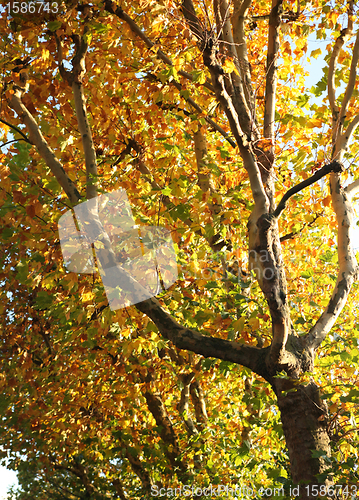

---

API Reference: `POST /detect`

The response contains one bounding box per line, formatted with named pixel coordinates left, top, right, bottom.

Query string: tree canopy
left=1, top=0, right=359, bottom=499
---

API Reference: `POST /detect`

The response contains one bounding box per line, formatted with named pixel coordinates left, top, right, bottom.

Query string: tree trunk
left=275, top=380, right=332, bottom=500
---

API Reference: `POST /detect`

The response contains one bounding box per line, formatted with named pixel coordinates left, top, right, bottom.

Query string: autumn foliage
left=0, top=0, right=359, bottom=499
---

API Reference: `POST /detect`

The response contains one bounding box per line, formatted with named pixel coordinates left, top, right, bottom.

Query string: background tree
left=1, top=0, right=359, bottom=499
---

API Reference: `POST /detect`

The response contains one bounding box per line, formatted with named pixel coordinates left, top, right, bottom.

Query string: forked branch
left=213, top=0, right=251, bottom=121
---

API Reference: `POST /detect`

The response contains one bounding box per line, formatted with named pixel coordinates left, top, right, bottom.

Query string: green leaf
left=15, top=261, right=29, bottom=283
left=340, top=351, right=351, bottom=362
left=92, top=23, right=109, bottom=34
left=1, top=227, right=14, bottom=240
left=161, top=187, right=172, bottom=196
left=180, top=89, right=190, bottom=99
left=227, top=330, right=236, bottom=341
left=34, top=291, right=54, bottom=310
left=83, top=32, right=92, bottom=45
left=301, top=270, right=313, bottom=279
left=191, top=70, right=206, bottom=84
left=47, top=21, right=62, bottom=31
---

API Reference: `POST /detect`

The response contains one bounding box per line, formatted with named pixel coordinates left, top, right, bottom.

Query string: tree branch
left=58, top=30, right=98, bottom=200
left=327, top=1, right=354, bottom=127
left=190, top=379, right=208, bottom=430
left=213, top=0, right=254, bottom=127
left=181, top=0, right=205, bottom=41
left=144, top=385, right=191, bottom=479
left=339, top=113, right=359, bottom=155
left=136, top=297, right=270, bottom=379
left=123, top=448, right=154, bottom=491
left=193, top=124, right=215, bottom=193
left=259, top=0, right=282, bottom=207
left=279, top=213, right=321, bottom=242
left=273, top=161, right=344, bottom=218
left=8, top=88, right=82, bottom=205
left=54, top=462, right=105, bottom=499
left=308, top=3, right=359, bottom=352
left=0, top=138, right=29, bottom=148
left=46, top=477, right=83, bottom=499
left=177, top=372, right=198, bottom=436
left=264, top=0, right=283, bottom=141
left=345, top=177, right=359, bottom=198
left=306, top=266, right=359, bottom=352
left=336, top=29, right=359, bottom=139
left=72, top=35, right=98, bottom=200
left=112, top=478, right=128, bottom=500
left=232, top=0, right=257, bottom=125
left=305, top=169, right=359, bottom=351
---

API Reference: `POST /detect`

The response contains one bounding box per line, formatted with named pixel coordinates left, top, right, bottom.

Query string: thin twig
left=0, top=117, right=32, bottom=143
left=0, top=138, right=29, bottom=148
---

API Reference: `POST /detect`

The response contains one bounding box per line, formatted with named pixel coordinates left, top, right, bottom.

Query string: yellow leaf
left=315, top=216, right=326, bottom=225
left=189, top=260, right=200, bottom=275
left=42, top=49, right=50, bottom=61
left=308, top=119, right=323, bottom=129
left=310, top=48, right=322, bottom=59
left=223, top=58, right=239, bottom=75
left=248, top=317, right=260, bottom=330
left=121, top=328, right=131, bottom=338
left=339, top=442, right=356, bottom=455
left=81, top=291, right=94, bottom=302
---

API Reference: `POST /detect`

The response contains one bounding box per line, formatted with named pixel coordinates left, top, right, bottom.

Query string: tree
left=0, top=0, right=359, bottom=498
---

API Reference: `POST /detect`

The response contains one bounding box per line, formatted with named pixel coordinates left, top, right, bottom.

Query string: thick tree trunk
left=275, top=380, right=332, bottom=500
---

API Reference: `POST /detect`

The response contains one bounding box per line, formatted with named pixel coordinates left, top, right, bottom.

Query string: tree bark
left=274, top=380, right=332, bottom=500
